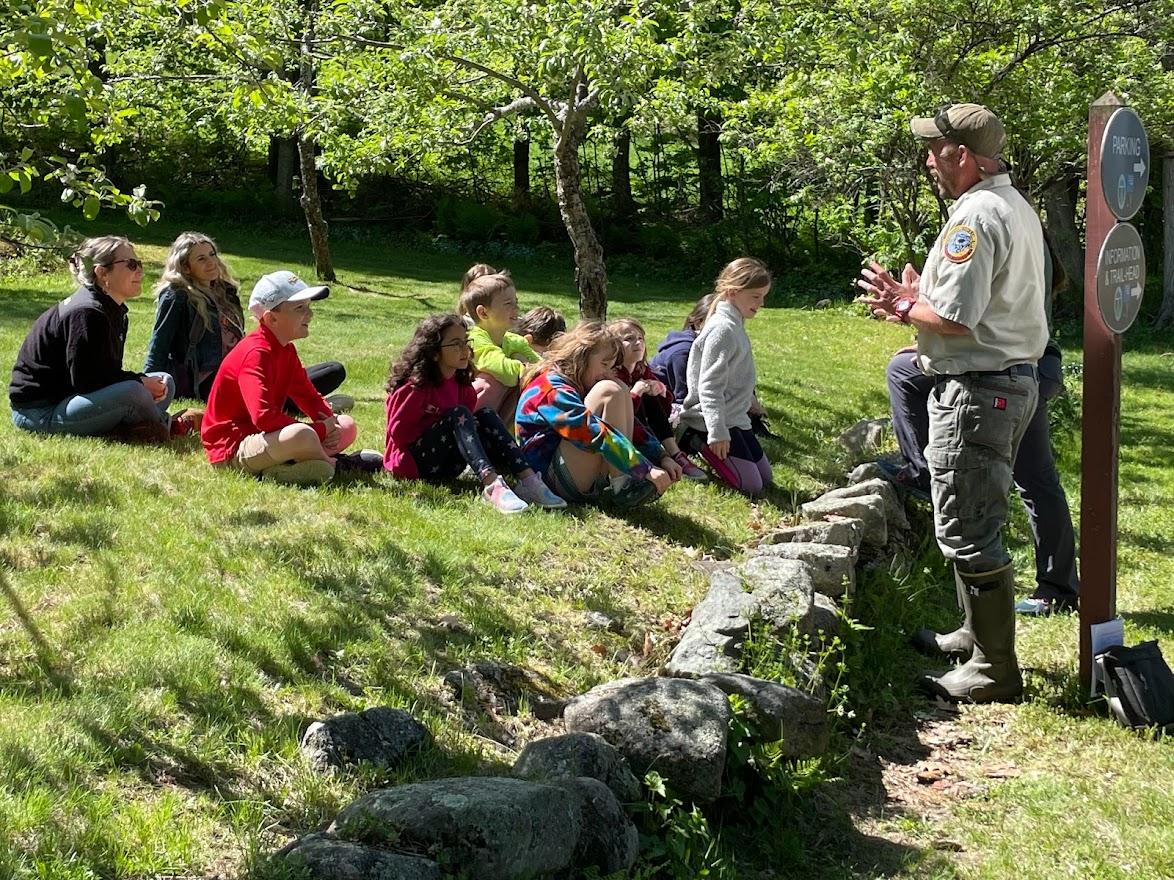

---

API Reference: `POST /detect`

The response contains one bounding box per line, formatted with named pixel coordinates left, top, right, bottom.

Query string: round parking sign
left=1099, top=108, right=1150, bottom=221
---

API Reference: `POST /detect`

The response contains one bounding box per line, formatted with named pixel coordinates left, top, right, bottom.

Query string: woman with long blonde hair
left=144, top=232, right=347, bottom=406
left=514, top=322, right=680, bottom=508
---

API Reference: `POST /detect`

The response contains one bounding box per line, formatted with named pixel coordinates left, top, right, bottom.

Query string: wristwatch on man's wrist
left=895, top=298, right=915, bottom=323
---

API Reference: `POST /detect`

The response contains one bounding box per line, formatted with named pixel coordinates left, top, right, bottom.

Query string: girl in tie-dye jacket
left=515, top=322, right=680, bottom=507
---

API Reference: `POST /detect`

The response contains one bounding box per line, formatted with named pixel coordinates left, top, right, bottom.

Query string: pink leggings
left=683, top=426, right=772, bottom=496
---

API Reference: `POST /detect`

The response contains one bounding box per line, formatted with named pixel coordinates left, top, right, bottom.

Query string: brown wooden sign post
left=1079, top=93, right=1149, bottom=687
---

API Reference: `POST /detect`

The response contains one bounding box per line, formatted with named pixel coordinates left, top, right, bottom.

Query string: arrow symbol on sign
left=1134, top=159, right=1146, bottom=174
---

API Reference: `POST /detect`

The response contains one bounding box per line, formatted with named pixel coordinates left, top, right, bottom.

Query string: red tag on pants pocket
left=993, top=396, right=1007, bottom=410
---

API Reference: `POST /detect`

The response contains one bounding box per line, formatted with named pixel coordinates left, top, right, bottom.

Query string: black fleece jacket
left=8, top=285, right=142, bottom=408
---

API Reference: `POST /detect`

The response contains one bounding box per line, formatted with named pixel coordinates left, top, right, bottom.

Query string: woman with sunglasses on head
left=8, top=235, right=176, bottom=442
left=144, top=231, right=348, bottom=409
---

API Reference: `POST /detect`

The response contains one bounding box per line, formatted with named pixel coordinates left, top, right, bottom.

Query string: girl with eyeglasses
left=8, top=235, right=176, bottom=442
left=144, top=231, right=348, bottom=409
left=383, top=314, right=565, bottom=513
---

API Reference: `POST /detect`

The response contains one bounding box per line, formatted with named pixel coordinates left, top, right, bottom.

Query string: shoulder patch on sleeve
left=943, top=224, right=978, bottom=263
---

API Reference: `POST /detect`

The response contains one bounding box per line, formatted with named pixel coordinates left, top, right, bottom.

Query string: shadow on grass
left=1120, top=607, right=1174, bottom=638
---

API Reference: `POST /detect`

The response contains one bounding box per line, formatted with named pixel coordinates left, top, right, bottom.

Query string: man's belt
left=934, top=363, right=1038, bottom=385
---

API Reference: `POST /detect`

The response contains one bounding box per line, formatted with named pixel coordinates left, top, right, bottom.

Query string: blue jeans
left=11, top=374, right=175, bottom=437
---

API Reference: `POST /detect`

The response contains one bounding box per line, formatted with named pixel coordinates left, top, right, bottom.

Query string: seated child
left=679, top=258, right=774, bottom=496
left=201, top=270, right=357, bottom=485
left=384, top=314, right=566, bottom=513
left=517, top=306, right=567, bottom=353
left=649, top=294, right=713, bottom=405
left=457, top=270, right=538, bottom=421
left=515, top=322, right=680, bottom=508
left=609, top=317, right=707, bottom=482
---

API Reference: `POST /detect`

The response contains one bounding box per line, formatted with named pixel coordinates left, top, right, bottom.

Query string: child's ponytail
left=709, top=257, right=772, bottom=315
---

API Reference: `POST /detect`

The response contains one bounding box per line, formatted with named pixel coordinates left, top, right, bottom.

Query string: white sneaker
left=513, top=474, right=568, bottom=509
left=261, top=459, right=335, bottom=486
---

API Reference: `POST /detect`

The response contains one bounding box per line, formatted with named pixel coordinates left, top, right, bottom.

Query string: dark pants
left=409, top=406, right=529, bottom=483
left=199, top=361, right=346, bottom=413
left=681, top=425, right=771, bottom=496
left=636, top=393, right=674, bottom=442
left=885, top=349, right=1079, bottom=600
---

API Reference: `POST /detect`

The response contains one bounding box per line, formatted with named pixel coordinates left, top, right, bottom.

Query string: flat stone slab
left=278, top=834, right=441, bottom=880
left=699, top=673, right=829, bottom=758
left=563, top=677, right=730, bottom=802
left=664, top=569, right=755, bottom=678
left=513, top=731, right=642, bottom=804
left=300, top=707, right=430, bottom=772
left=818, top=478, right=909, bottom=531
left=801, top=494, right=888, bottom=550
left=762, top=516, right=864, bottom=554
left=753, top=541, right=856, bottom=599
left=331, top=777, right=580, bottom=880
left=735, top=556, right=817, bottom=639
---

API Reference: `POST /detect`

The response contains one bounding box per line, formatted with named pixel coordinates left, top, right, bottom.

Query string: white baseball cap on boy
left=248, top=270, right=330, bottom=319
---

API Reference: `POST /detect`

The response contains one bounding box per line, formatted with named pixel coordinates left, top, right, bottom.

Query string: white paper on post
left=1090, top=617, right=1126, bottom=696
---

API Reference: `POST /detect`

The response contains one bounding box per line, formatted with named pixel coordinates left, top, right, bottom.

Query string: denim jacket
left=144, top=282, right=241, bottom=398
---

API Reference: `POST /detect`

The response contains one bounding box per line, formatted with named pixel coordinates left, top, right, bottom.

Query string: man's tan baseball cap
left=910, top=103, right=1006, bottom=158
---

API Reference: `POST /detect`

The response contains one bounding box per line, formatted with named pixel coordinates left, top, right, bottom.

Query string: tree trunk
left=1042, top=175, right=1084, bottom=298
left=554, top=118, right=608, bottom=320
left=271, top=136, right=298, bottom=212
left=512, top=136, right=530, bottom=207
left=297, top=136, right=335, bottom=281
left=298, top=0, right=335, bottom=282
left=697, top=109, right=723, bottom=221
left=611, top=125, right=634, bottom=219
left=297, top=0, right=334, bottom=281
left=1158, top=153, right=1174, bottom=328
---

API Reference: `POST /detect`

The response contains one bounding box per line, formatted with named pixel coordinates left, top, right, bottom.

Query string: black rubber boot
left=910, top=564, right=1011, bottom=660
left=921, top=566, right=1023, bottom=703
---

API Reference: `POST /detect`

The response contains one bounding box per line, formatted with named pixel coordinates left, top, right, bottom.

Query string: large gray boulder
left=817, top=478, right=909, bottom=532
left=664, top=569, right=755, bottom=678
left=762, top=517, right=865, bottom=555
left=552, top=778, right=639, bottom=876
left=330, top=777, right=580, bottom=880
left=700, top=673, right=830, bottom=758
left=300, top=708, right=430, bottom=772
left=563, top=677, right=730, bottom=802
left=513, top=731, right=642, bottom=804
left=800, top=494, right=888, bottom=550
left=753, top=541, right=856, bottom=598
left=278, top=834, right=441, bottom=880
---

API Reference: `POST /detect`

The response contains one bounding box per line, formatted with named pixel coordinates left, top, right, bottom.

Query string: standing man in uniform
left=857, top=103, right=1048, bottom=702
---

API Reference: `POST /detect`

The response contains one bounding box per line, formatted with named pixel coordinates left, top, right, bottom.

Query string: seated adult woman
left=8, top=235, right=175, bottom=442
left=144, top=231, right=349, bottom=409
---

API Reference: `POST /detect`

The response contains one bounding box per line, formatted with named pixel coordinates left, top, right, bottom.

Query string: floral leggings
left=409, top=406, right=529, bottom=483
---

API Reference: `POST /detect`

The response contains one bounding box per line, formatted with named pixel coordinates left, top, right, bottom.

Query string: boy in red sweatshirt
left=201, top=270, right=358, bottom=485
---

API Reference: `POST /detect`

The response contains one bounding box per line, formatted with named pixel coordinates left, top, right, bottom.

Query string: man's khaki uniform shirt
left=917, top=173, right=1048, bottom=375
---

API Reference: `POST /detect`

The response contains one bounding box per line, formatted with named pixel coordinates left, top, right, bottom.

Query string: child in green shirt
left=457, top=269, right=539, bottom=424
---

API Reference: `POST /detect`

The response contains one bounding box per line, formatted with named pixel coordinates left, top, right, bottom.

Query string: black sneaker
left=333, top=450, right=384, bottom=475
left=605, top=477, right=659, bottom=510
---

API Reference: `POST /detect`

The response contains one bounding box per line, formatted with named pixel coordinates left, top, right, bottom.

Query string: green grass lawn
left=0, top=218, right=1171, bottom=879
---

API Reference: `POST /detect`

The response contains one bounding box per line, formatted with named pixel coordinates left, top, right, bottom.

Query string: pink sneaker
left=482, top=476, right=529, bottom=514
left=673, top=451, right=708, bottom=482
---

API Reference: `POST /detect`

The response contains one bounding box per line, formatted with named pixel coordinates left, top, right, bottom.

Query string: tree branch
left=468, top=96, right=538, bottom=141
left=338, top=35, right=561, bottom=128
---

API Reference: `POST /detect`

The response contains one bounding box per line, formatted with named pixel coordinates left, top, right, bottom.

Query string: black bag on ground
left=1095, top=641, right=1174, bottom=731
